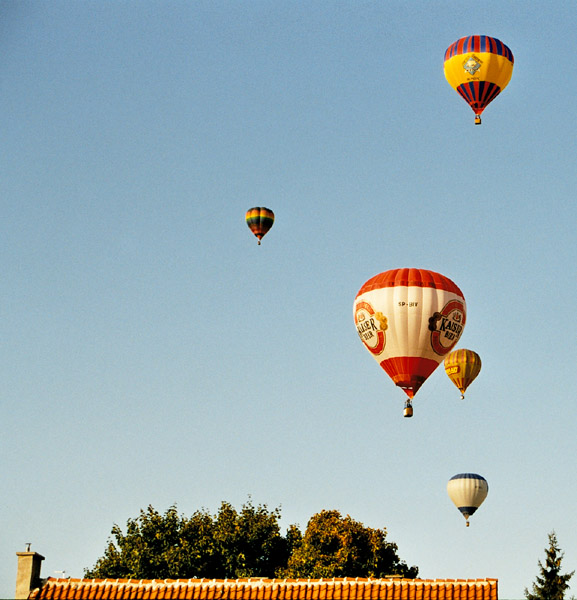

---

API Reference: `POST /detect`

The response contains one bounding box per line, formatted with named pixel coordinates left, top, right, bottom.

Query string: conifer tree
left=525, top=531, right=574, bottom=600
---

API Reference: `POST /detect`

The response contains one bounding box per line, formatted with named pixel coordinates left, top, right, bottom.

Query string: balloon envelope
left=444, top=348, right=482, bottom=398
left=444, top=35, right=514, bottom=122
left=447, top=473, right=488, bottom=525
left=353, top=268, right=466, bottom=403
left=246, top=207, right=274, bottom=244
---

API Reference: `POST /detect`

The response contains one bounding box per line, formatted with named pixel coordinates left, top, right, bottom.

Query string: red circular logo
left=354, top=301, right=386, bottom=356
left=428, top=299, right=466, bottom=355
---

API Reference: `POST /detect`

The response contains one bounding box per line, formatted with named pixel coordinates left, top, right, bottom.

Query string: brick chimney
left=15, top=547, right=45, bottom=599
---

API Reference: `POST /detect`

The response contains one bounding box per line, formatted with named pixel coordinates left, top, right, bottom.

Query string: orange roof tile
left=29, top=577, right=498, bottom=600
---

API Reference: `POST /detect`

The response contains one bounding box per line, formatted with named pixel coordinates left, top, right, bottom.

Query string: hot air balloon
left=444, top=35, right=514, bottom=124
left=444, top=348, right=482, bottom=399
left=353, top=268, right=466, bottom=417
left=447, top=473, right=488, bottom=526
left=246, top=207, right=274, bottom=245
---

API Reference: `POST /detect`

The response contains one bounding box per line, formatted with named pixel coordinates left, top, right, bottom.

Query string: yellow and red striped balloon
left=245, top=207, right=274, bottom=245
left=444, top=348, right=482, bottom=399
left=444, top=35, right=514, bottom=124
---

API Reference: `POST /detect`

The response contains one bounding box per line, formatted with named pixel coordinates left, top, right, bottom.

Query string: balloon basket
left=474, top=115, right=481, bottom=125
left=403, top=400, right=413, bottom=418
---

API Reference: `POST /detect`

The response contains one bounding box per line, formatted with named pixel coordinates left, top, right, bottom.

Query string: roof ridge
left=31, top=577, right=498, bottom=599
left=42, top=576, right=497, bottom=583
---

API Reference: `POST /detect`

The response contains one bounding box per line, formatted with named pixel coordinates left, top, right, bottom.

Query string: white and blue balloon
left=447, top=473, right=488, bottom=526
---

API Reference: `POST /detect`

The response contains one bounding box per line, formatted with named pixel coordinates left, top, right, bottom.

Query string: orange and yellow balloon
left=444, top=35, right=514, bottom=124
left=444, top=348, right=482, bottom=399
left=246, top=207, right=274, bottom=245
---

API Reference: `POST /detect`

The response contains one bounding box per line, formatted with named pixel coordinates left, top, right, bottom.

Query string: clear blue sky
left=1, top=2, right=576, bottom=598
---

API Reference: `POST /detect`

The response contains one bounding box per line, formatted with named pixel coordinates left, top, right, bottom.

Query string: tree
left=210, top=500, right=291, bottom=578
left=85, top=502, right=419, bottom=580
left=85, top=500, right=292, bottom=579
left=281, top=509, right=418, bottom=579
left=525, top=531, right=574, bottom=600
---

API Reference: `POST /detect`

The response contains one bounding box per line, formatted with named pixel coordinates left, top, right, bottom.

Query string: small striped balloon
left=444, top=348, right=482, bottom=399
left=246, top=207, right=274, bottom=245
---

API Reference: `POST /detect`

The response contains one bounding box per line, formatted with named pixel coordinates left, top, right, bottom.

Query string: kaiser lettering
left=430, top=299, right=466, bottom=355
left=439, top=318, right=463, bottom=336
left=354, top=300, right=386, bottom=356
left=357, top=318, right=378, bottom=341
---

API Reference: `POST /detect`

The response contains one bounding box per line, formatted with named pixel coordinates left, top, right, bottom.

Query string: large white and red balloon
left=353, top=268, right=466, bottom=416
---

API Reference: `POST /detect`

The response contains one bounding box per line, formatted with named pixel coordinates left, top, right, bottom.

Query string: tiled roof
left=30, top=577, right=498, bottom=599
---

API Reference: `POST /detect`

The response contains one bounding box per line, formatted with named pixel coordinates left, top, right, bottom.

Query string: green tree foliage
left=525, top=531, right=574, bottom=600
left=85, top=500, right=291, bottom=579
left=85, top=503, right=418, bottom=580
left=282, top=509, right=418, bottom=579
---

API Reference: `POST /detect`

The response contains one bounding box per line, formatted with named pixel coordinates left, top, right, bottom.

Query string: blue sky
left=1, top=2, right=576, bottom=598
